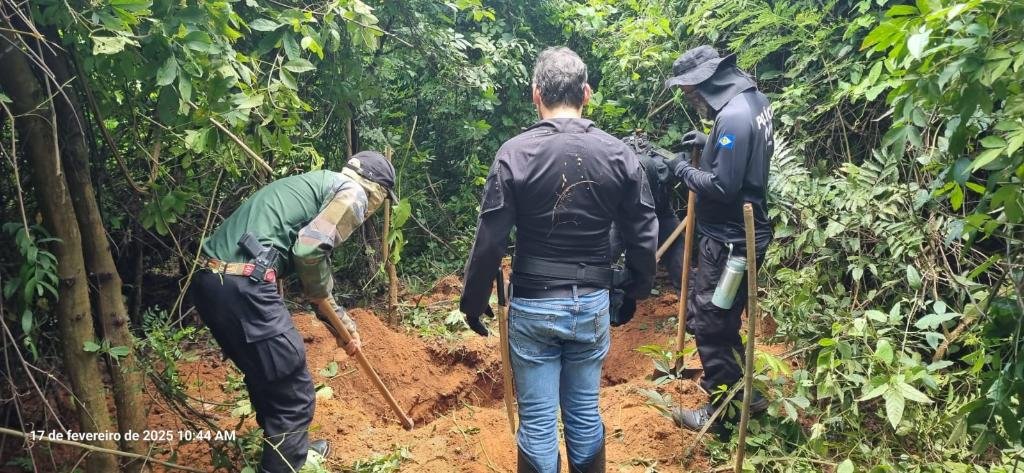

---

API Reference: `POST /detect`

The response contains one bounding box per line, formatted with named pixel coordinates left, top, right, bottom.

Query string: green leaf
left=249, top=18, right=281, bottom=31
left=907, top=29, right=930, bottom=59
left=927, top=360, right=953, bottom=371
left=949, top=184, right=965, bottom=210
left=897, top=381, right=932, bottom=404
left=886, top=5, right=918, bottom=16
left=283, top=59, right=316, bottom=73
left=980, top=136, right=1006, bottom=148
left=21, top=309, right=32, bottom=334
left=883, top=388, right=905, bottom=429
left=319, top=361, right=339, bottom=378
left=914, top=311, right=959, bottom=330
left=860, top=382, right=889, bottom=401
left=906, top=264, right=922, bottom=289
left=875, top=339, right=894, bottom=364
left=279, top=69, right=298, bottom=90
left=315, top=384, right=334, bottom=400
left=231, top=399, right=252, bottom=418
left=972, top=148, right=1003, bottom=171
left=91, top=35, right=138, bottom=55
left=965, top=182, right=986, bottom=194
left=283, top=33, right=300, bottom=60
left=865, top=310, right=888, bottom=322
left=156, top=57, right=178, bottom=87
left=837, top=459, right=855, bottom=473
left=83, top=341, right=102, bottom=352
left=110, top=0, right=152, bottom=12
left=108, top=346, right=130, bottom=358
left=392, top=199, right=412, bottom=228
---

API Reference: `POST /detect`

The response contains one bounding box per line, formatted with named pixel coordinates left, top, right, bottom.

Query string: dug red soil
left=145, top=278, right=782, bottom=472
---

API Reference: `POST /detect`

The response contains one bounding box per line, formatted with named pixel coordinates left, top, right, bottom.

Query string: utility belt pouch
left=238, top=232, right=280, bottom=283
left=611, top=264, right=631, bottom=289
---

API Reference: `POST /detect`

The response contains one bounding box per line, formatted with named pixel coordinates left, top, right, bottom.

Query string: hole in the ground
left=406, top=360, right=504, bottom=425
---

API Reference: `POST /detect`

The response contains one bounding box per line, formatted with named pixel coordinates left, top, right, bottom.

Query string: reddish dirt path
left=148, top=279, right=782, bottom=472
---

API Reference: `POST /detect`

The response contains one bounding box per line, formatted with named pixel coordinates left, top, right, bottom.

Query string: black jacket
left=460, top=118, right=658, bottom=318
left=672, top=70, right=774, bottom=252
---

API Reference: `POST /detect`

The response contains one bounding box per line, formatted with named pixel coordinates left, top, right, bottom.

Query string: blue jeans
left=509, top=288, right=610, bottom=472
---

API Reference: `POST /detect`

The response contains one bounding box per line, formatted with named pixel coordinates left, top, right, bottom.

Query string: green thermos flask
left=712, top=255, right=747, bottom=309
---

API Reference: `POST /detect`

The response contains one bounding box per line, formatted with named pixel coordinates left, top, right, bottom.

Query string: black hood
left=696, top=65, right=757, bottom=114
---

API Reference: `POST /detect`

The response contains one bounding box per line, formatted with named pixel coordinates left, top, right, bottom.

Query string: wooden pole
left=735, top=203, right=759, bottom=472
left=313, top=300, right=415, bottom=430
left=674, top=151, right=700, bottom=368
left=495, top=268, right=517, bottom=435
left=656, top=219, right=686, bottom=263
left=382, top=148, right=399, bottom=319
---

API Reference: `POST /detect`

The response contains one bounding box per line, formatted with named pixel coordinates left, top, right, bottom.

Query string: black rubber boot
left=568, top=439, right=605, bottom=473
left=517, top=446, right=558, bottom=473
left=309, top=439, right=330, bottom=458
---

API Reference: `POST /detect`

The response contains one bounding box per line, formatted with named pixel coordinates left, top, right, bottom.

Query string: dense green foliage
left=2, top=0, right=1023, bottom=471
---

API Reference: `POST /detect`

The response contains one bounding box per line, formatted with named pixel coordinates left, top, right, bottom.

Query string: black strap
left=512, top=256, right=620, bottom=289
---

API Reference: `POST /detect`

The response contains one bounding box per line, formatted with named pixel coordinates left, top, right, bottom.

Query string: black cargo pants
left=191, top=271, right=314, bottom=473
left=685, top=236, right=763, bottom=398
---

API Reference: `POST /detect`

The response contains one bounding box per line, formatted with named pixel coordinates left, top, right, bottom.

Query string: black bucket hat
left=346, top=151, right=397, bottom=200
left=664, top=45, right=737, bottom=89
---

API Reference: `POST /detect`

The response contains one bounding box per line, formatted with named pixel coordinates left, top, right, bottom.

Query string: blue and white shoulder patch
left=717, top=134, right=736, bottom=150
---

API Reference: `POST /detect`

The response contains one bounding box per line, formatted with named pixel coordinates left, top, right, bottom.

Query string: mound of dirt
left=143, top=271, right=797, bottom=472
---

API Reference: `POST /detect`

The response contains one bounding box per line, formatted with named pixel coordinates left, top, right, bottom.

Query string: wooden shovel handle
left=314, top=300, right=414, bottom=431
left=675, top=151, right=700, bottom=362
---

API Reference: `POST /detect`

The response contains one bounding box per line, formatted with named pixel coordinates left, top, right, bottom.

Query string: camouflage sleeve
left=292, top=182, right=368, bottom=300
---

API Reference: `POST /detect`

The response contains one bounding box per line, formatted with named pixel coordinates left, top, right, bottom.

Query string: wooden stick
left=208, top=117, right=273, bottom=174
left=656, top=219, right=686, bottom=263
left=735, top=203, right=759, bottom=473
left=382, top=147, right=399, bottom=319
left=675, top=151, right=700, bottom=367
left=313, top=300, right=414, bottom=430
left=0, top=426, right=204, bottom=473
left=495, top=268, right=517, bottom=435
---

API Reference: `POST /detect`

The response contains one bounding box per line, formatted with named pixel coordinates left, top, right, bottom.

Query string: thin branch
left=208, top=116, right=274, bottom=174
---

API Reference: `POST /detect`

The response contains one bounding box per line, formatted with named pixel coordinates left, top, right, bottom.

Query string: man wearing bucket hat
left=191, top=150, right=395, bottom=472
left=661, top=45, right=774, bottom=432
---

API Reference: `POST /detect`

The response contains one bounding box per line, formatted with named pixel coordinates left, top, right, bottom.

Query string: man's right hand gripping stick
left=314, top=299, right=415, bottom=430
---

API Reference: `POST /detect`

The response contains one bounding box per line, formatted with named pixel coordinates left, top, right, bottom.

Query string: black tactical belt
left=511, top=256, right=621, bottom=289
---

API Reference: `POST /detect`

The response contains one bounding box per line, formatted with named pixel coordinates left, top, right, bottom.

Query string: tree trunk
left=0, top=31, right=119, bottom=473
left=45, top=48, right=150, bottom=470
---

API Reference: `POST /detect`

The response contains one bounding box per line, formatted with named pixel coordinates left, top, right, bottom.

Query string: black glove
left=663, top=151, right=691, bottom=177
left=609, top=289, right=637, bottom=327
left=681, top=130, right=708, bottom=150
left=465, top=305, right=495, bottom=336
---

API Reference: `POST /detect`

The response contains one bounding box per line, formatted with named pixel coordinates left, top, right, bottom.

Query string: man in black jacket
left=460, top=47, right=658, bottom=473
left=661, top=45, right=774, bottom=431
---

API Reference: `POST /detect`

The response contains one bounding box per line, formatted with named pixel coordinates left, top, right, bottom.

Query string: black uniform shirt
left=674, top=88, right=774, bottom=251
left=460, top=118, right=659, bottom=318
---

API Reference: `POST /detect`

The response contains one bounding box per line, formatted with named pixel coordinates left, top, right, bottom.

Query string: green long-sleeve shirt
left=202, top=169, right=386, bottom=299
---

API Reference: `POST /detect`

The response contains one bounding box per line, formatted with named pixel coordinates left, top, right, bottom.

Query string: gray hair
left=532, top=46, right=588, bottom=109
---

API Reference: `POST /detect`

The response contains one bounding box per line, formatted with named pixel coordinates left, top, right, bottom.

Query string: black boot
left=517, top=446, right=558, bottom=473
left=569, top=440, right=605, bottom=473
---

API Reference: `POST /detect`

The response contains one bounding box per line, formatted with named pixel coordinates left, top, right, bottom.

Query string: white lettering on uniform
left=755, top=105, right=774, bottom=142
